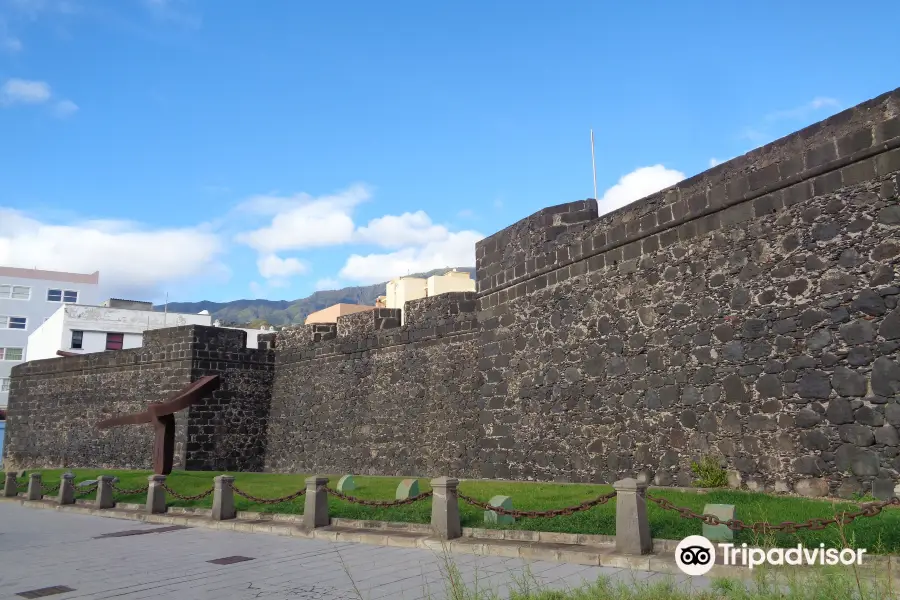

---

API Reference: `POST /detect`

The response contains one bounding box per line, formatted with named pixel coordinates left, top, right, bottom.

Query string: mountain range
left=152, top=267, right=476, bottom=327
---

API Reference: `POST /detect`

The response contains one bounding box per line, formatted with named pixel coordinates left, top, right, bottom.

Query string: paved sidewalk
left=0, top=503, right=714, bottom=599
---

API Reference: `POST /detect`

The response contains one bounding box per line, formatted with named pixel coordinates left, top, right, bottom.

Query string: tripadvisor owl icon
left=675, top=535, right=716, bottom=576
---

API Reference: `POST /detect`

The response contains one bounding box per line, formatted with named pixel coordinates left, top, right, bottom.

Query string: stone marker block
left=702, top=503, right=736, bottom=542
left=212, top=475, right=236, bottom=521
left=430, top=477, right=461, bottom=540
left=96, top=475, right=115, bottom=509
left=147, top=475, right=167, bottom=514
left=337, top=475, right=355, bottom=492
left=26, top=473, right=42, bottom=501
left=613, top=478, right=652, bottom=555
left=58, top=473, right=76, bottom=505
left=3, top=472, right=17, bottom=498
left=484, top=495, right=514, bottom=525
left=396, top=479, right=419, bottom=500
left=304, top=476, right=330, bottom=529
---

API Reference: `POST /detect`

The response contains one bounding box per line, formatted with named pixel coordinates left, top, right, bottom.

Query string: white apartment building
left=26, top=299, right=213, bottom=361
left=26, top=301, right=268, bottom=362
left=384, top=270, right=475, bottom=325
left=0, top=267, right=101, bottom=409
left=211, top=320, right=268, bottom=350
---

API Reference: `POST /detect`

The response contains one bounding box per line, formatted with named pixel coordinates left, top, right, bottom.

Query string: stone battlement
left=476, top=87, right=900, bottom=299
left=273, top=293, right=478, bottom=364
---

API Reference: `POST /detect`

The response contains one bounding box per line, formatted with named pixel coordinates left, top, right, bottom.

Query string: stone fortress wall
left=2, top=326, right=275, bottom=473
left=263, top=297, right=481, bottom=476
left=4, top=86, right=900, bottom=499
left=471, top=86, right=900, bottom=497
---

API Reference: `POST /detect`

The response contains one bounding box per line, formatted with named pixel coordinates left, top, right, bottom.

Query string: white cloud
left=0, top=19, right=21, bottom=52
left=339, top=230, right=483, bottom=285
left=355, top=211, right=450, bottom=249
left=737, top=96, right=842, bottom=147
left=709, top=158, right=722, bottom=168
left=315, top=278, right=341, bottom=291
left=765, top=97, right=840, bottom=122
left=141, top=0, right=201, bottom=28
left=0, top=208, right=225, bottom=299
left=738, top=127, right=768, bottom=143
left=7, top=0, right=77, bottom=15
left=53, top=98, right=78, bottom=117
left=0, top=79, right=78, bottom=117
left=0, top=78, right=51, bottom=105
left=248, top=281, right=264, bottom=297
left=256, top=254, right=307, bottom=279
left=235, top=184, right=370, bottom=254
left=598, top=165, right=685, bottom=216
left=0, top=19, right=22, bottom=52
left=235, top=184, right=483, bottom=283
left=2, top=36, right=22, bottom=51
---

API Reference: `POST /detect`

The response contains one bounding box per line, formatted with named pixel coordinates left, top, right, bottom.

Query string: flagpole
left=590, top=129, right=598, bottom=200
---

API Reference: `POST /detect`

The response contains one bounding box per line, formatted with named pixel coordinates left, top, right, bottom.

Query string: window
left=71, top=330, right=83, bottom=349
left=105, top=333, right=124, bottom=351
left=0, top=347, right=24, bottom=361
left=47, top=289, right=78, bottom=303
left=0, top=316, right=27, bottom=329
left=0, top=378, right=8, bottom=392
left=0, top=285, right=31, bottom=300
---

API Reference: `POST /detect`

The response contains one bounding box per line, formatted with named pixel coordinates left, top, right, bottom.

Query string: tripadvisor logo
left=676, top=536, right=717, bottom=576
left=675, top=535, right=867, bottom=576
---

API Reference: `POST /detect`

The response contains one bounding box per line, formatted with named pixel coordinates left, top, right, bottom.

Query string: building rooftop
left=0, top=266, right=100, bottom=285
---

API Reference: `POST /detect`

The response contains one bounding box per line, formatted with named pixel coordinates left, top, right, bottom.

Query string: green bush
left=691, top=455, right=729, bottom=488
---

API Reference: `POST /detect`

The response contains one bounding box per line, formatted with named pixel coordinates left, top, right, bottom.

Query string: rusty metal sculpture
left=96, top=375, right=220, bottom=475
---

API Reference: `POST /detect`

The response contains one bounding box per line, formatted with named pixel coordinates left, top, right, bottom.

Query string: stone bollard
left=3, top=471, right=17, bottom=497
left=430, top=477, right=461, bottom=540
left=146, top=475, right=167, bottom=514
left=26, top=473, right=42, bottom=501
left=303, top=476, right=330, bottom=529
left=58, top=473, right=76, bottom=505
left=95, top=475, right=115, bottom=509
left=212, top=475, right=236, bottom=520
left=613, top=478, right=652, bottom=555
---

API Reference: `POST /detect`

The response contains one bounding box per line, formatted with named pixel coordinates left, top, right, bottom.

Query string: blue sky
left=0, top=0, right=897, bottom=304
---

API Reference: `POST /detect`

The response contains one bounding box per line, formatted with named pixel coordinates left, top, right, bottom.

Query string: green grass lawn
left=4, top=469, right=899, bottom=554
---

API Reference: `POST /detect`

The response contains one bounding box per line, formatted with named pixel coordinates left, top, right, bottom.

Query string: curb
left=1, top=496, right=896, bottom=584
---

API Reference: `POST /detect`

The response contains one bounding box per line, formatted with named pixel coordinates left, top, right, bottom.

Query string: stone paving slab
left=7, top=495, right=900, bottom=587
left=0, top=503, right=717, bottom=599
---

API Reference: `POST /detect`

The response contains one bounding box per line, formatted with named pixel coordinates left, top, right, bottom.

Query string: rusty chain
left=458, top=491, right=617, bottom=519
left=161, top=483, right=214, bottom=501
left=327, top=487, right=433, bottom=507
left=41, top=484, right=61, bottom=495
left=645, top=494, right=900, bottom=534
left=228, top=482, right=307, bottom=505
left=75, top=484, right=98, bottom=498
left=111, top=483, right=149, bottom=497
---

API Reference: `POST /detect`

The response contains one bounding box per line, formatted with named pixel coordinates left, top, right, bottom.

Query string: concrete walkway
left=0, top=503, right=717, bottom=599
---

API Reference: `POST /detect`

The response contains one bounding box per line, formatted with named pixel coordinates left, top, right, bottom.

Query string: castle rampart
left=4, top=86, right=900, bottom=498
